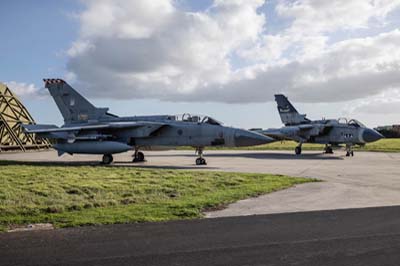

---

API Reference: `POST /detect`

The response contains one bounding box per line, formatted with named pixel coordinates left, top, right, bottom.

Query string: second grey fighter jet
left=260, top=94, right=383, bottom=156
left=23, top=79, right=272, bottom=165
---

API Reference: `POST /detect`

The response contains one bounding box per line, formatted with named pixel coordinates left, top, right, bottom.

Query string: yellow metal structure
left=0, top=83, right=50, bottom=152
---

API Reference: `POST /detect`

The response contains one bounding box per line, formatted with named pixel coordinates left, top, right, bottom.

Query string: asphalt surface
left=1, top=149, right=400, bottom=216
left=1, top=206, right=400, bottom=266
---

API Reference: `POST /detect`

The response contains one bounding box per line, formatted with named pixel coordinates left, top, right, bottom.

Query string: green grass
left=179, top=139, right=400, bottom=152
left=354, top=138, right=400, bottom=152
left=0, top=162, right=315, bottom=231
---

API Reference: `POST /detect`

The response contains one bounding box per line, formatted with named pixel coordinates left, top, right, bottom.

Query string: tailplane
left=275, top=94, right=310, bottom=126
left=44, top=79, right=117, bottom=124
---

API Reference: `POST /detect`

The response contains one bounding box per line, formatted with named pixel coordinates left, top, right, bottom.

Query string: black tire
left=326, top=147, right=333, bottom=154
left=346, top=152, right=350, bottom=157
left=102, top=154, right=113, bottom=165
left=132, top=151, right=145, bottom=162
left=201, top=158, right=207, bottom=165
left=196, top=158, right=202, bottom=165
left=351, top=151, right=354, bottom=157
left=295, top=147, right=302, bottom=155
left=137, top=151, right=145, bottom=162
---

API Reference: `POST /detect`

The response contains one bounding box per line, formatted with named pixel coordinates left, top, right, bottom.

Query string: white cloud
left=5, top=81, right=47, bottom=99
left=67, top=0, right=266, bottom=99
left=345, top=88, right=400, bottom=115
left=276, top=0, right=400, bottom=34
left=65, top=0, right=400, bottom=104
left=79, top=0, right=175, bottom=39
left=341, top=87, right=400, bottom=126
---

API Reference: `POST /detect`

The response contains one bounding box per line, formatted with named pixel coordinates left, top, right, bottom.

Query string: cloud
left=276, top=0, right=400, bottom=34
left=345, top=88, right=400, bottom=115
left=224, top=29, right=400, bottom=103
left=65, top=0, right=400, bottom=104
left=66, top=0, right=266, bottom=98
left=5, top=81, right=47, bottom=99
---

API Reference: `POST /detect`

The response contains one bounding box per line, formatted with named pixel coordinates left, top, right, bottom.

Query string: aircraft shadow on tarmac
left=153, top=152, right=344, bottom=160
left=206, top=152, right=344, bottom=160
left=0, top=160, right=220, bottom=170
left=0, top=151, right=343, bottom=169
left=0, top=160, right=101, bottom=167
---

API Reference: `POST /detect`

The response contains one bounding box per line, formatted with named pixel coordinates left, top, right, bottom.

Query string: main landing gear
left=295, top=144, right=302, bottom=155
left=345, top=145, right=354, bottom=157
left=324, top=145, right=334, bottom=154
left=132, top=147, right=145, bottom=162
left=102, top=154, right=113, bottom=165
left=195, top=147, right=207, bottom=165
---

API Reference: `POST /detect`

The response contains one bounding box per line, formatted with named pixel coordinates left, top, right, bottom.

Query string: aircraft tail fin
left=275, top=94, right=310, bottom=126
left=43, top=79, right=117, bottom=124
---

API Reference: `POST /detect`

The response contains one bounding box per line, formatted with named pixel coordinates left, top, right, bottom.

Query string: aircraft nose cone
left=363, top=128, right=384, bottom=143
left=234, top=130, right=273, bottom=147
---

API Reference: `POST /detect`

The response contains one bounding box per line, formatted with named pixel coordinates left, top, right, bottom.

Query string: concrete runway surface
left=1, top=206, right=400, bottom=266
left=1, top=149, right=399, bottom=216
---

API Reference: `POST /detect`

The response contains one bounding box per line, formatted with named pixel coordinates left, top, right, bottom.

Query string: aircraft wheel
left=346, top=151, right=350, bottom=157
left=137, top=151, right=145, bottom=161
left=326, top=147, right=333, bottom=154
left=196, top=158, right=207, bottom=165
left=102, top=154, right=113, bottom=165
left=133, top=151, right=145, bottom=162
left=295, top=147, right=302, bottom=155
left=351, top=151, right=354, bottom=157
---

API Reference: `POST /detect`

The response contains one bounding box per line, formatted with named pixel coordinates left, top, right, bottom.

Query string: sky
left=1, top=0, right=400, bottom=128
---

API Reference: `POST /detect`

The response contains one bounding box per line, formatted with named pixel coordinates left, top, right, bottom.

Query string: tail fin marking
left=43, top=79, right=116, bottom=124
left=274, top=94, right=310, bottom=126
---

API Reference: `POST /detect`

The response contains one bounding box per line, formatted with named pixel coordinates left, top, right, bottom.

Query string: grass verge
left=0, top=161, right=316, bottom=231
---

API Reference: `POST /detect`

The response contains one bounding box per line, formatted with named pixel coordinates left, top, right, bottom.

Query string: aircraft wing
left=261, top=128, right=293, bottom=141
left=22, top=124, right=59, bottom=132
left=262, top=124, right=331, bottom=142
left=23, top=121, right=166, bottom=134
left=23, top=121, right=169, bottom=142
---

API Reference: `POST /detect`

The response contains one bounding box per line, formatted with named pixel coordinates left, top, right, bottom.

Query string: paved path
left=1, top=206, right=400, bottom=266
left=1, top=149, right=399, bottom=216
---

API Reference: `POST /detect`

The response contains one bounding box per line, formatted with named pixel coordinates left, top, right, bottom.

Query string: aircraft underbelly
left=135, top=136, right=215, bottom=147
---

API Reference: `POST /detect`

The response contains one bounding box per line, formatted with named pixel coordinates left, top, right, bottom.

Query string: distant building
left=0, top=82, right=50, bottom=152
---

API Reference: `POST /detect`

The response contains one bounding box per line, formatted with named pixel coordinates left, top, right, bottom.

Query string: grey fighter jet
left=259, top=94, right=383, bottom=156
left=23, top=79, right=272, bottom=165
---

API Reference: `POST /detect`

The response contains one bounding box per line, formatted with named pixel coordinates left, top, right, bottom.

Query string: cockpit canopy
left=337, top=118, right=366, bottom=128
left=170, top=113, right=223, bottom=125
left=348, top=119, right=366, bottom=128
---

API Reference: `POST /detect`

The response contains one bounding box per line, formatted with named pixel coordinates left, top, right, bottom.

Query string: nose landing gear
left=132, top=147, right=145, bottom=162
left=295, top=143, right=302, bottom=155
left=195, top=147, right=207, bottom=165
left=345, top=145, right=354, bottom=157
